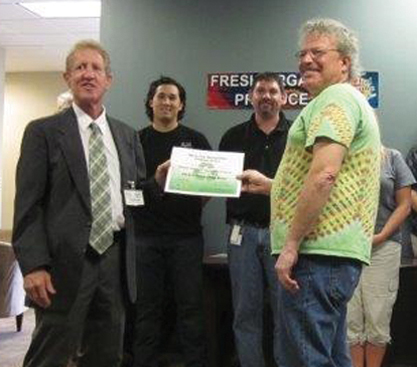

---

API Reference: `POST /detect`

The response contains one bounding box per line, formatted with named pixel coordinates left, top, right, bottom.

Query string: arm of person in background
left=134, top=131, right=165, bottom=202
left=138, top=158, right=170, bottom=204
left=238, top=169, right=273, bottom=195
left=276, top=139, right=346, bottom=293
left=405, top=146, right=417, bottom=180
left=373, top=187, right=412, bottom=246
left=154, top=159, right=170, bottom=188
left=411, top=190, right=417, bottom=212
left=153, top=158, right=211, bottom=207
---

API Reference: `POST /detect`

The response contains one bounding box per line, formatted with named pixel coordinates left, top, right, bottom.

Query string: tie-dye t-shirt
left=270, top=83, right=381, bottom=264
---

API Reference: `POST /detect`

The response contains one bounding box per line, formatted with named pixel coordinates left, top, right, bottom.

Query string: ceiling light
left=18, top=1, right=101, bottom=18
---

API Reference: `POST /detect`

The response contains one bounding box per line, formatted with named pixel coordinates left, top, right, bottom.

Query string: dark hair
left=145, top=76, right=187, bottom=121
left=250, top=72, right=285, bottom=94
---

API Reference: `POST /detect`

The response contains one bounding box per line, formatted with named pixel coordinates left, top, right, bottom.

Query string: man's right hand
left=237, top=169, right=272, bottom=195
left=24, top=269, right=56, bottom=308
left=275, top=246, right=300, bottom=293
left=155, top=159, right=170, bottom=188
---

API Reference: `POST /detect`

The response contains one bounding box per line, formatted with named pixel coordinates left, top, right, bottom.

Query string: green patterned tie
left=88, top=122, right=113, bottom=254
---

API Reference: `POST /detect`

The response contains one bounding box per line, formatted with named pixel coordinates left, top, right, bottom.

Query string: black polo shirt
left=219, top=112, right=291, bottom=227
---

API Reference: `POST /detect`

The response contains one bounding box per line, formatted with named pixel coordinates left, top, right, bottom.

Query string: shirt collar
left=249, top=112, right=289, bottom=134
left=72, top=102, right=107, bottom=133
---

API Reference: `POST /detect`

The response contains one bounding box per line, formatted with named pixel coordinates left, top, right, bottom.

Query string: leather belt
left=230, top=219, right=268, bottom=229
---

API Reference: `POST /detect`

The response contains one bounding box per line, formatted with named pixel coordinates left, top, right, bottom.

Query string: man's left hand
left=275, top=246, right=300, bottom=293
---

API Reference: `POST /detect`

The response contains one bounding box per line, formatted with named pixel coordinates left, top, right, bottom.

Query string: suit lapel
left=108, top=117, right=128, bottom=186
left=58, top=108, right=91, bottom=213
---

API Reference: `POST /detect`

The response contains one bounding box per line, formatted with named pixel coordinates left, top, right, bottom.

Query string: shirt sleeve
left=391, top=149, right=416, bottom=190
left=305, top=85, right=361, bottom=150
left=405, top=146, right=417, bottom=191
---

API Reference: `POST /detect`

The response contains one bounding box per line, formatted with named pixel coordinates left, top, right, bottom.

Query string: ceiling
left=0, top=0, right=100, bottom=72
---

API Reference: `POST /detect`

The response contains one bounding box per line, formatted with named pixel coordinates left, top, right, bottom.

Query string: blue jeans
left=277, top=255, right=362, bottom=367
left=227, top=224, right=280, bottom=367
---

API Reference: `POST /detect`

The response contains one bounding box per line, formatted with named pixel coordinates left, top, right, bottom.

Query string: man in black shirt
left=219, top=72, right=291, bottom=367
left=133, top=76, right=210, bottom=367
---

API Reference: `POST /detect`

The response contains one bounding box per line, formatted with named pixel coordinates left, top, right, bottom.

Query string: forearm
left=285, top=171, right=335, bottom=250
left=275, top=169, right=336, bottom=294
left=377, top=186, right=412, bottom=243
left=253, top=177, right=273, bottom=195
left=238, top=169, right=273, bottom=195
left=376, top=203, right=411, bottom=242
left=411, top=190, right=417, bottom=212
left=284, top=140, right=345, bottom=251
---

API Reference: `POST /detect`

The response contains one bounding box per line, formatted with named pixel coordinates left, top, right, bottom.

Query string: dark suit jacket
left=12, top=107, right=146, bottom=312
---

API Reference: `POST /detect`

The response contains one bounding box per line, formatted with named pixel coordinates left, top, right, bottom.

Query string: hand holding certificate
left=165, top=147, right=244, bottom=197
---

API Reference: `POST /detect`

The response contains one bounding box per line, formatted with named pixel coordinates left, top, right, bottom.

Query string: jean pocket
left=330, top=261, right=362, bottom=305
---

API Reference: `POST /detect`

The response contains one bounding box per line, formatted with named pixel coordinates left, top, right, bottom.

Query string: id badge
left=230, top=224, right=243, bottom=246
left=124, top=189, right=144, bottom=206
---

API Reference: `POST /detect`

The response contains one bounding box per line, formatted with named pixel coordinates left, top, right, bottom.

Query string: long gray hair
left=299, top=18, right=361, bottom=80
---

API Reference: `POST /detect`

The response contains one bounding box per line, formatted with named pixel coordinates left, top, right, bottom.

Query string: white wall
left=1, top=72, right=66, bottom=229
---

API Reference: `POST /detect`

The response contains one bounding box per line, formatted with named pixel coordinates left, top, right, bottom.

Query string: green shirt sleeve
left=305, top=84, right=361, bottom=150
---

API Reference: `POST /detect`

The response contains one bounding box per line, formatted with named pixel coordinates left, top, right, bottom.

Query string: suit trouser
left=23, top=236, right=125, bottom=367
left=134, top=233, right=205, bottom=367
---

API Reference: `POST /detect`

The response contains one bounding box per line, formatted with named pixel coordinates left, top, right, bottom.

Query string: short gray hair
left=66, top=40, right=111, bottom=75
left=299, top=18, right=361, bottom=80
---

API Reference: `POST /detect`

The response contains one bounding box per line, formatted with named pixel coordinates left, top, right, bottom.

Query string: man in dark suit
left=12, top=40, right=160, bottom=367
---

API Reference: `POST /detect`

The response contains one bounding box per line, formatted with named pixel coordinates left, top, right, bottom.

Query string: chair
left=0, top=230, right=27, bottom=331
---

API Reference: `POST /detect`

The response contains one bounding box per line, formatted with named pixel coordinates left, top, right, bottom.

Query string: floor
left=0, top=308, right=34, bottom=367
left=0, top=309, right=415, bottom=367
left=0, top=309, right=184, bottom=367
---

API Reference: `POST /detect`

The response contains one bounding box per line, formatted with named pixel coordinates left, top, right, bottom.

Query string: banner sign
left=207, top=71, right=379, bottom=110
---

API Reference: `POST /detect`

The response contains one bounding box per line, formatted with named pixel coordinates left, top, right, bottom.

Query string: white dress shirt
left=73, top=102, right=125, bottom=230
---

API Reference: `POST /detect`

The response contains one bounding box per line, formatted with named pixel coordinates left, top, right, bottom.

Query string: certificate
left=165, top=147, right=244, bottom=197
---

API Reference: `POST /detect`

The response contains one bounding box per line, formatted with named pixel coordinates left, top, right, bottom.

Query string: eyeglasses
left=295, top=48, right=339, bottom=60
